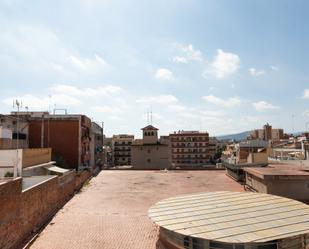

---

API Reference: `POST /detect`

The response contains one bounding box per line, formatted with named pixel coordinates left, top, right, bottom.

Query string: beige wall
left=22, top=148, right=52, bottom=168
left=131, top=144, right=171, bottom=169
left=247, top=152, right=268, bottom=164
left=0, top=149, right=23, bottom=177
left=142, top=130, right=158, bottom=144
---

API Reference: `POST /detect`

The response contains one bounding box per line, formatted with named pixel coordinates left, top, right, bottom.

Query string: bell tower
left=142, top=125, right=158, bottom=144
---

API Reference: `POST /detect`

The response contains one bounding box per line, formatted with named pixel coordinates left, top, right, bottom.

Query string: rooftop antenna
left=48, top=94, right=52, bottom=114
left=146, top=110, right=149, bottom=125
left=150, top=107, right=153, bottom=125
left=292, top=114, right=295, bottom=134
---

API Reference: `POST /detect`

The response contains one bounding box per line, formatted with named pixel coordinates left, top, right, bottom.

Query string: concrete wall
left=131, top=144, right=171, bottom=169
left=266, top=178, right=309, bottom=201
left=22, top=148, right=51, bottom=168
left=245, top=173, right=268, bottom=193
left=0, top=170, right=91, bottom=249
left=0, top=148, right=51, bottom=177
left=245, top=172, right=309, bottom=202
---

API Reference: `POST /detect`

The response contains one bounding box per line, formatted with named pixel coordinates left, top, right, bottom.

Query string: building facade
left=90, top=122, right=104, bottom=170
left=26, top=113, right=91, bottom=170
left=250, top=123, right=284, bottom=141
left=0, top=114, right=29, bottom=149
left=131, top=125, right=170, bottom=169
left=112, top=134, right=134, bottom=166
left=169, top=131, right=214, bottom=167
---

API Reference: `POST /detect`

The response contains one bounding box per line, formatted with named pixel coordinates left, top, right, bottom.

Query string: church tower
left=141, top=125, right=158, bottom=144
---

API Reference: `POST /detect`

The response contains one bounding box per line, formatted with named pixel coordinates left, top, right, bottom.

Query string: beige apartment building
left=131, top=125, right=170, bottom=169
left=112, top=134, right=134, bottom=166
left=169, top=131, right=215, bottom=167
left=250, top=123, right=284, bottom=141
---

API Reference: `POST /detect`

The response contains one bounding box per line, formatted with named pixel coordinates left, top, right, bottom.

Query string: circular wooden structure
left=149, top=191, right=309, bottom=249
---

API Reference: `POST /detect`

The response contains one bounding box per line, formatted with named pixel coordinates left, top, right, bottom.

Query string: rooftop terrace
left=29, top=170, right=243, bottom=249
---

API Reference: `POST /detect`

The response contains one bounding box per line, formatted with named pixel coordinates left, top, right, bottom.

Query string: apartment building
left=169, top=131, right=214, bottom=167
left=112, top=134, right=134, bottom=166
left=19, top=112, right=92, bottom=170
left=250, top=123, right=284, bottom=141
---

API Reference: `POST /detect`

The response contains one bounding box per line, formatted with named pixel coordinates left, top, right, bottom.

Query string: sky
left=0, top=0, right=309, bottom=137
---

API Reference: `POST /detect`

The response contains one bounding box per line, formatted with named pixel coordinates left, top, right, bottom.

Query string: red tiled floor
left=30, top=170, right=243, bottom=249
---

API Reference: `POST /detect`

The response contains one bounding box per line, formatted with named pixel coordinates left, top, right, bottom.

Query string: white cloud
left=270, top=65, right=279, bottom=71
left=3, top=94, right=80, bottom=110
left=302, top=110, right=309, bottom=117
left=207, top=49, right=240, bottom=79
left=172, top=56, right=188, bottom=64
left=202, top=95, right=241, bottom=108
left=173, top=44, right=202, bottom=63
left=303, top=89, right=309, bottom=99
left=249, top=67, right=265, bottom=76
left=67, top=54, right=108, bottom=72
left=200, top=110, right=226, bottom=117
left=252, top=101, right=280, bottom=112
left=155, top=68, right=174, bottom=81
left=90, top=105, right=122, bottom=114
left=136, top=95, right=178, bottom=104
left=50, top=84, right=123, bottom=97
left=167, top=104, right=189, bottom=112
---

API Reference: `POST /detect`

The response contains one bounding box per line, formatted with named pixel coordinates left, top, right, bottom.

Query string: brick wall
left=75, top=170, right=91, bottom=190
left=0, top=178, right=22, bottom=249
left=29, top=119, right=80, bottom=170
left=0, top=170, right=91, bottom=249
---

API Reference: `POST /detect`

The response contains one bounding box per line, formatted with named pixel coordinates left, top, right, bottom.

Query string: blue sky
left=0, top=0, right=308, bottom=137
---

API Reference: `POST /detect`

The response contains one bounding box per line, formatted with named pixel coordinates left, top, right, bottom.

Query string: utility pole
left=101, top=121, right=104, bottom=146
left=13, top=100, right=22, bottom=178
left=41, top=113, right=44, bottom=148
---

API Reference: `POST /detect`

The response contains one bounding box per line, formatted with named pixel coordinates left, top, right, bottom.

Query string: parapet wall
left=22, top=148, right=52, bottom=168
left=0, top=170, right=91, bottom=249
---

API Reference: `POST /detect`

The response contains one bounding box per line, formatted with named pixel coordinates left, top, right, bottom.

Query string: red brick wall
left=58, top=171, right=76, bottom=205
left=0, top=178, right=22, bottom=249
left=29, top=119, right=80, bottom=170
left=20, top=176, right=59, bottom=239
left=0, top=171, right=91, bottom=249
left=75, top=170, right=91, bottom=190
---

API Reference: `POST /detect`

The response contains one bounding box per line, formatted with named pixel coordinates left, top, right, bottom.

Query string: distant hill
left=216, top=131, right=251, bottom=141
left=216, top=130, right=306, bottom=142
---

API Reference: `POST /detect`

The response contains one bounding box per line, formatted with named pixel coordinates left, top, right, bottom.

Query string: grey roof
left=239, top=139, right=268, bottom=148
left=141, top=125, right=158, bottom=130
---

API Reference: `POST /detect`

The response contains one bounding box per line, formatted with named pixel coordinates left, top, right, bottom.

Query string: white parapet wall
left=0, top=149, right=23, bottom=177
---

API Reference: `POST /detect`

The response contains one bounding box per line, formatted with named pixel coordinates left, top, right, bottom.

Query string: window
left=209, top=241, right=233, bottom=249
left=184, top=237, right=190, bottom=249
left=12, top=132, right=27, bottom=140
left=148, top=149, right=151, bottom=153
